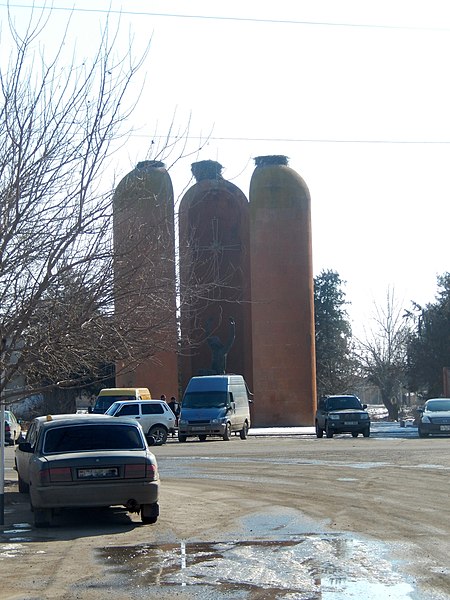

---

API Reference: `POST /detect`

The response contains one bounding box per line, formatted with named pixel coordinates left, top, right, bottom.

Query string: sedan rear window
left=43, top=424, right=144, bottom=454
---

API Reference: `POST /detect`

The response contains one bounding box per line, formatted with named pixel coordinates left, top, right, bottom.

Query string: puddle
left=94, top=535, right=415, bottom=599
left=0, top=543, right=25, bottom=558
left=4, top=523, right=32, bottom=535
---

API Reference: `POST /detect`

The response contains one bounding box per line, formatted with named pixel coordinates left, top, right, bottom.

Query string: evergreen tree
left=314, top=270, right=355, bottom=397
left=407, top=273, right=450, bottom=398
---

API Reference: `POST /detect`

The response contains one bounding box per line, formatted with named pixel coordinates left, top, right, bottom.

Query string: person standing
left=168, top=396, right=180, bottom=436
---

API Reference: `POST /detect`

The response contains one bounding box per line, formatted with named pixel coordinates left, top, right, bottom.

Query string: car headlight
left=179, top=419, right=187, bottom=425
left=360, top=414, right=370, bottom=420
left=421, top=416, right=431, bottom=423
left=329, top=414, right=340, bottom=420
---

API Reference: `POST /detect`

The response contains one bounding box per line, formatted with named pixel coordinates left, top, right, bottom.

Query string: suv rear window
left=142, top=403, right=164, bottom=415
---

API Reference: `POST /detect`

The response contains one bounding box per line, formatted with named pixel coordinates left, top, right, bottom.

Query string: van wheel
left=148, top=426, right=168, bottom=446
left=223, top=422, right=231, bottom=441
left=198, top=435, right=207, bottom=442
left=239, top=422, right=248, bottom=440
left=178, top=434, right=187, bottom=443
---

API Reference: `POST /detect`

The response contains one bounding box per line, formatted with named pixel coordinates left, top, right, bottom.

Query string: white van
left=178, top=375, right=252, bottom=442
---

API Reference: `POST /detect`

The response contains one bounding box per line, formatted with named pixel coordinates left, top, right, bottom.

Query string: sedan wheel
left=141, top=502, right=159, bottom=524
left=34, top=508, right=53, bottom=528
left=148, top=426, right=168, bottom=446
left=18, top=475, right=29, bottom=494
left=418, top=428, right=429, bottom=438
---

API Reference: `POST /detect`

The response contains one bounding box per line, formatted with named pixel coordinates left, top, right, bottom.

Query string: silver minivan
left=178, top=375, right=252, bottom=442
left=105, top=399, right=176, bottom=445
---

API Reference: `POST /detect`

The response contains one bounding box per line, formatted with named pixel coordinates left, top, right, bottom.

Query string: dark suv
left=315, top=395, right=370, bottom=438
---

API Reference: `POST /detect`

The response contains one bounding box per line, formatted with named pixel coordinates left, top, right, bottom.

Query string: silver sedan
left=418, top=398, right=450, bottom=437
left=15, top=414, right=159, bottom=527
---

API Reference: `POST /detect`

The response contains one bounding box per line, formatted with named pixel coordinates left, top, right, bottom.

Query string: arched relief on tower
left=178, top=161, right=252, bottom=391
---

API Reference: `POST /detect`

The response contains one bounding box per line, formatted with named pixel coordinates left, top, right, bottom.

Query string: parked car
left=315, top=394, right=370, bottom=438
left=4, top=410, right=22, bottom=445
left=417, top=398, right=450, bottom=438
left=105, top=399, right=175, bottom=445
left=15, top=414, right=159, bottom=527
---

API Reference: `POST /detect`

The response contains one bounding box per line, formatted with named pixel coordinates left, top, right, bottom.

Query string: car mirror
left=363, top=404, right=368, bottom=409
left=87, top=407, right=93, bottom=414
left=18, top=441, right=33, bottom=453
left=416, top=407, right=424, bottom=413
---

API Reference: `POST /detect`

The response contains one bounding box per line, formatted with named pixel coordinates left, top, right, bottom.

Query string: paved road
left=1, top=425, right=448, bottom=600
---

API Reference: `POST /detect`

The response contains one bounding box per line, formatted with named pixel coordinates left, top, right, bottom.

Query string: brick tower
left=249, top=155, right=316, bottom=425
left=113, top=160, right=179, bottom=399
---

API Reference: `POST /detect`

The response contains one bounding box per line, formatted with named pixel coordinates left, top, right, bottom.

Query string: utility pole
left=1, top=378, right=5, bottom=526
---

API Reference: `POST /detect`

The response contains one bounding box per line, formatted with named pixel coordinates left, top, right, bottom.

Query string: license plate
left=77, top=467, right=119, bottom=479
left=440, top=425, right=450, bottom=431
left=344, top=421, right=357, bottom=425
left=191, top=427, right=205, bottom=432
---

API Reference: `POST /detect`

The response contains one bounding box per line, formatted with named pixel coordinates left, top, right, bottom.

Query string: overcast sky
left=3, top=0, right=450, bottom=336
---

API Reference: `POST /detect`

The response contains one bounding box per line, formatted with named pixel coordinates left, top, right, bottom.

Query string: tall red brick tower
left=113, top=160, right=179, bottom=399
left=178, top=160, right=252, bottom=392
left=249, top=155, right=316, bottom=425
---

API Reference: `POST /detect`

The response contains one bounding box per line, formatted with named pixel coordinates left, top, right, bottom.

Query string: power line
left=1, top=3, right=450, bottom=32
left=133, top=134, right=450, bottom=145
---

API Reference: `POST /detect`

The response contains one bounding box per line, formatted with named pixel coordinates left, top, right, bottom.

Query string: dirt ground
left=1, top=435, right=450, bottom=599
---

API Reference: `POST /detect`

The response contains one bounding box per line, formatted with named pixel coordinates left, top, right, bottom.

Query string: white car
left=5, top=410, right=22, bottom=445
left=105, top=399, right=176, bottom=445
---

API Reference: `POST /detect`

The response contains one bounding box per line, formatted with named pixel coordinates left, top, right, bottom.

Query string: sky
left=2, top=0, right=450, bottom=337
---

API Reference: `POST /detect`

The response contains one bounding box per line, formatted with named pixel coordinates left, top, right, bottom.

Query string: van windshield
left=182, top=391, right=228, bottom=409
left=94, top=396, right=135, bottom=413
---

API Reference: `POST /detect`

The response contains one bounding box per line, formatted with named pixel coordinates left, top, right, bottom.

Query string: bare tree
left=0, top=9, right=207, bottom=405
left=356, top=288, right=411, bottom=420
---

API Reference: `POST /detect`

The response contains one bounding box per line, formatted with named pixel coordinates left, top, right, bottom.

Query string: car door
left=316, top=398, right=327, bottom=428
left=140, top=402, right=173, bottom=434
left=15, top=420, right=38, bottom=485
left=113, top=403, right=141, bottom=424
